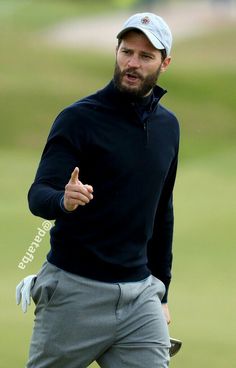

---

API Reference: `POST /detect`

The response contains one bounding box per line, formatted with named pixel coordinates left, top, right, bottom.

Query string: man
left=17, top=12, right=180, bottom=368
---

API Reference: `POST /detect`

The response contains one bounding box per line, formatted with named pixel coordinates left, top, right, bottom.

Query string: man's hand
left=16, top=274, right=37, bottom=313
left=64, top=167, right=94, bottom=212
left=162, top=303, right=171, bottom=324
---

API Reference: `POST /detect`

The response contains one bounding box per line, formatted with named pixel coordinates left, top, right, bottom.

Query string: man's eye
left=142, top=54, right=152, bottom=60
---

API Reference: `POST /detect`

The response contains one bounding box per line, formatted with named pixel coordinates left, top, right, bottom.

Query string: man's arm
left=147, top=153, right=178, bottom=304
left=28, top=108, right=93, bottom=219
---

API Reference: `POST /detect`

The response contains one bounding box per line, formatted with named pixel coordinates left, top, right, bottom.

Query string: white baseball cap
left=116, top=12, right=172, bottom=56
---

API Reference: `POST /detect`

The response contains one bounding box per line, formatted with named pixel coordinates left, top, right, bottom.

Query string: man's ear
left=161, top=56, right=171, bottom=73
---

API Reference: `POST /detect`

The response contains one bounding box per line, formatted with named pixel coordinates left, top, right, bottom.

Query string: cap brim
left=117, top=27, right=165, bottom=51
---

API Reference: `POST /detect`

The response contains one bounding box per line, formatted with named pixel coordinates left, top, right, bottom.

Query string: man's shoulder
left=62, top=93, right=99, bottom=115
left=48, top=87, right=108, bottom=137
left=155, top=104, right=180, bottom=142
left=58, top=84, right=110, bottom=118
left=158, top=104, right=179, bottom=123
left=51, top=92, right=99, bottom=128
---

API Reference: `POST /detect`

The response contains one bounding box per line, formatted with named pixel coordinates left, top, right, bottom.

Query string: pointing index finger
left=70, top=167, right=79, bottom=185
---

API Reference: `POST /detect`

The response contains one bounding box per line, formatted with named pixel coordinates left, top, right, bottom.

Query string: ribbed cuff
left=59, top=194, right=73, bottom=214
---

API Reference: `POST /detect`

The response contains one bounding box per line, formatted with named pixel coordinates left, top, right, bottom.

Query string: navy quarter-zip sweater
left=28, top=81, right=180, bottom=302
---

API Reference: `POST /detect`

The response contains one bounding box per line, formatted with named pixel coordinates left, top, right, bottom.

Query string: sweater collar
left=97, top=80, right=167, bottom=111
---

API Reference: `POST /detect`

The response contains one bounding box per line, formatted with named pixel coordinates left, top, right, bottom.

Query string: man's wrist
left=59, top=194, right=71, bottom=213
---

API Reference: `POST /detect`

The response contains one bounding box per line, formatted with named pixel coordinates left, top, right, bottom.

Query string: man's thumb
left=70, top=167, right=79, bottom=184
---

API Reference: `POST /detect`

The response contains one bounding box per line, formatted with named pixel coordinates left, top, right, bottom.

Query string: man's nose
left=127, top=55, right=140, bottom=68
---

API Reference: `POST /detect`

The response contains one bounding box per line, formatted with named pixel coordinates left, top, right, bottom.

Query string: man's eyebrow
left=121, top=47, right=155, bottom=55
left=140, top=50, right=156, bottom=57
left=120, top=45, right=157, bottom=58
left=120, top=46, right=131, bottom=51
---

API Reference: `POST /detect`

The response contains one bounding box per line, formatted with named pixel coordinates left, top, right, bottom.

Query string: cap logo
left=141, top=16, right=150, bottom=25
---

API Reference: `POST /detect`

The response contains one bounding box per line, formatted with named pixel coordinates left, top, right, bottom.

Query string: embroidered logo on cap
left=141, top=16, right=150, bottom=25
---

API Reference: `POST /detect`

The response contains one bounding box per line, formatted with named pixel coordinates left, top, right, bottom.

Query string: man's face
left=114, top=31, right=171, bottom=99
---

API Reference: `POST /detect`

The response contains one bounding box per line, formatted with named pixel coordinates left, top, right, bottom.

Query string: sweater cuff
left=59, top=195, right=73, bottom=214
left=161, top=283, right=170, bottom=304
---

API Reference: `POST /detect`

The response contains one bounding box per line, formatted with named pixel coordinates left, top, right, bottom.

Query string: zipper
left=144, top=120, right=149, bottom=146
left=130, top=104, right=149, bottom=145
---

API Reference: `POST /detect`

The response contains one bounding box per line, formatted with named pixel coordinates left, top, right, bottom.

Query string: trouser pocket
left=31, top=261, right=61, bottom=311
left=151, top=275, right=166, bottom=301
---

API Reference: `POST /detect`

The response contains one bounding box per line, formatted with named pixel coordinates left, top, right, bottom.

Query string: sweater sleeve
left=28, top=107, right=83, bottom=220
left=147, top=152, right=178, bottom=303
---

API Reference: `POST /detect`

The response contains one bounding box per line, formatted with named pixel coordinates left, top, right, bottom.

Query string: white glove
left=16, top=274, right=37, bottom=313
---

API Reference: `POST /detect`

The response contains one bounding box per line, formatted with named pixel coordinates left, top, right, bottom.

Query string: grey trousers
left=27, top=261, right=170, bottom=368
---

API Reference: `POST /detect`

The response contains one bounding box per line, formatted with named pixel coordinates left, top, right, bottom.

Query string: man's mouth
left=127, top=72, right=138, bottom=79
left=124, top=72, right=141, bottom=83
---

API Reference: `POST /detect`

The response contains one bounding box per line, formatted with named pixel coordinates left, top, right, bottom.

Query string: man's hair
left=117, top=30, right=167, bottom=61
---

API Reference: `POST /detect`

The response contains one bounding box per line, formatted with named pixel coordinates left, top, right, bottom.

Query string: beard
left=113, top=62, right=162, bottom=99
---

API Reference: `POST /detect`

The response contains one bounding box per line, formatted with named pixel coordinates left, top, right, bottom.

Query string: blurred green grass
left=1, top=1, right=236, bottom=367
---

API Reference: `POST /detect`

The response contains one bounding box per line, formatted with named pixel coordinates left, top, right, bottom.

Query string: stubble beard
left=113, top=62, right=162, bottom=99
